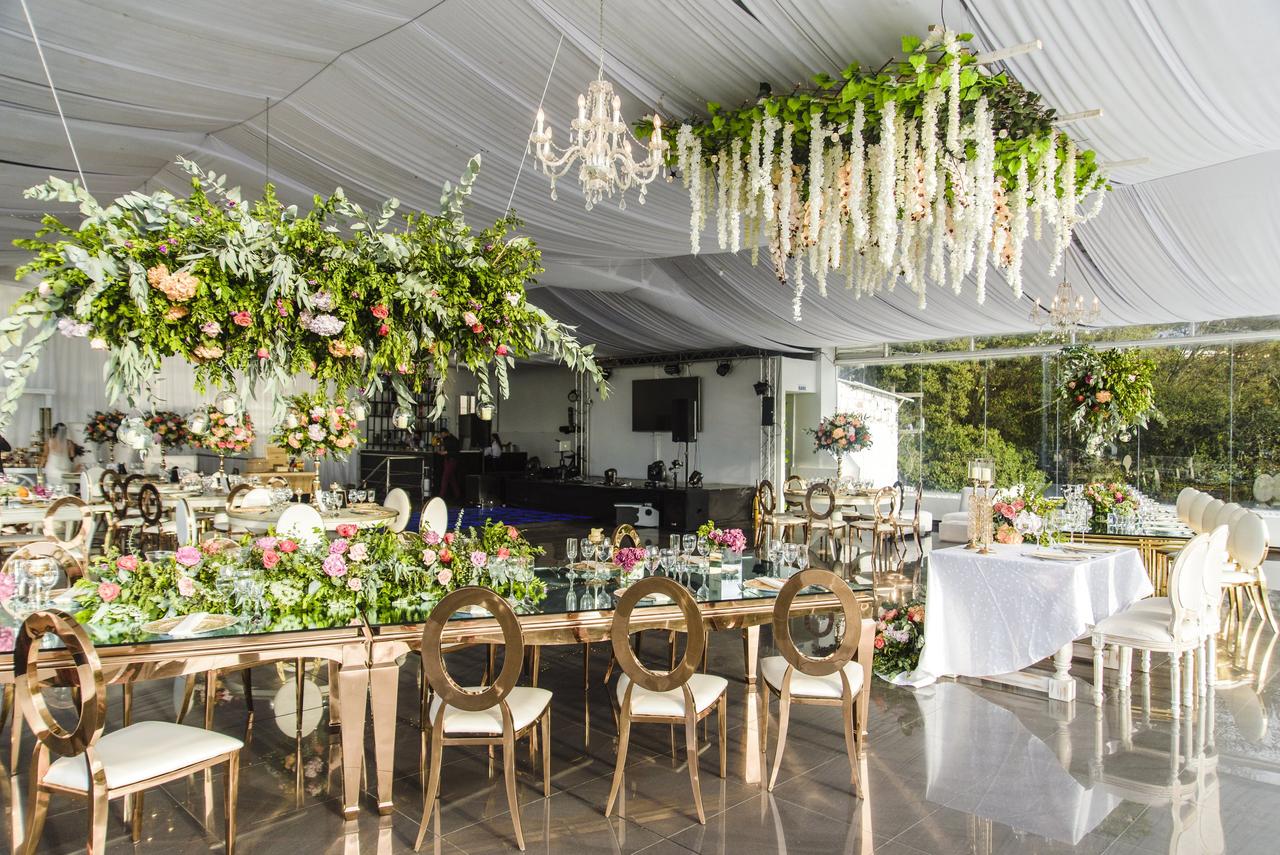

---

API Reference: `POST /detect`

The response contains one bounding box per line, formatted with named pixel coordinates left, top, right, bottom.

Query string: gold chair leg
left=604, top=709, right=631, bottom=817
left=87, top=779, right=109, bottom=855
left=224, top=750, right=240, bottom=855
left=414, top=725, right=445, bottom=851
left=768, top=692, right=791, bottom=792
left=685, top=710, right=705, bottom=825
left=503, top=731, right=525, bottom=851
left=756, top=680, right=770, bottom=788
left=177, top=674, right=197, bottom=724
left=541, top=709, right=552, bottom=798
left=23, top=749, right=51, bottom=855
left=130, top=791, right=145, bottom=842
left=841, top=695, right=862, bottom=799
left=295, top=658, right=306, bottom=739
left=205, top=670, right=216, bottom=731
left=1254, top=578, right=1277, bottom=632
left=717, top=695, right=727, bottom=779
left=582, top=642, right=591, bottom=691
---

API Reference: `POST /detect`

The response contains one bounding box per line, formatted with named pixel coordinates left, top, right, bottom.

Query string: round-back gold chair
left=757, top=569, right=873, bottom=794
left=612, top=523, right=641, bottom=550
left=136, top=483, right=177, bottom=553
left=41, top=496, right=94, bottom=561
left=802, top=482, right=843, bottom=557
left=846, top=487, right=897, bottom=573
left=756, top=479, right=804, bottom=549
left=14, top=609, right=243, bottom=853
left=605, top=577, right=727, bottom=825
left=415, top=587, right=552, bottom=852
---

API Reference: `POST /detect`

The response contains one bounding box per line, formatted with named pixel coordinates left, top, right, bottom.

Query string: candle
left=577, top=94, right=585, bottom=122
left=652, top=113, right=662, bottom=143
left=536, top=108, right=545, bottom=136
left=612, top=95, right=621, bottom=124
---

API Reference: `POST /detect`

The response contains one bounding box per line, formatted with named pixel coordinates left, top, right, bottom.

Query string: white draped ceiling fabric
left=2, top=0, right=1279, bottom=358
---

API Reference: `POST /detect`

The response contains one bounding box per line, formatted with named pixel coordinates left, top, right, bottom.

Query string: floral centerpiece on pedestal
left=196, top=408, right=254, bottom=474
left=85, top=410, right=125, bottom=456
left=1058, top=346, right=1159, bottom=454
left=1082, top=481, right=1138, bottom=534
left=874, top=600, right=926, bottom=680
left=1, top=155, right=604, bottom=429
left=144, top=410, right=190, bottom=468
left=271, top=392, right=361, bottom=461
left=809, top=412, right=872, bottom=480
left=991, top=483, right=1062, bottom=546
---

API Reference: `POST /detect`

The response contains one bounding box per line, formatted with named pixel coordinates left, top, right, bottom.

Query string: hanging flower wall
left=1058, top=345, right=1159, bottom=453
left=0, top=155, right=603, bottom=428
left=646, top=27, right=1108, bottom=320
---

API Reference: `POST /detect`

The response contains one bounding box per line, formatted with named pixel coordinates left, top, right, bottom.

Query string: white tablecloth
left=914, top=543, right=1152, bottom=683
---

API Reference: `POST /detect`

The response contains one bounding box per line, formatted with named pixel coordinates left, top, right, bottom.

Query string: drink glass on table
left=564, top=537, right=579, bottom=582
left=681, top=534, right=696, bottom=556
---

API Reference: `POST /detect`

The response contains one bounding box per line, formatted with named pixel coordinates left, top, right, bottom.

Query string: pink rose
left=874, top=636, right=885, bottom=650
left=175, top=546, right=201, bottom=567
left=347, top=577, right=363, bottom=591
left=443, top=532, right=455, bottom=545
left=436, top=567, right=452, bottom=586
left=177, top=576, right=196, bottom=597
left=255, top=537, right=279, bottom=551
left=463, top=311, right=478, bottom=326
left=424, top=530, right=441, bottom=545
left=256, top=348, right=269, bottom=360
left=469, top=550, right=487, bottom=568
left=329, top=538, right=349, bottom=555
left=279, top=539, right=298, bottom=554
left=201, top=539, right=226, bottom=555
left=116, top=555, right=139, bottom=571
left=97, top=581, right=121, bottom=603
left=496, top=547, right=510, bottom=560
left=507, top=526, right=519, bottom=540
left=262, top=549, right=281, bottom=569
left=231, top=311, right=252, bottom=327
left=439, top=548, right=452, bottom=564
left=323, top=555, right=347, bottom=577
left=378, top=323, right=389, bottom=337
left=421, top=548, right=438, bottom=566
left=496, top=344, right=509, bottom=356
left=471, top=323, right=484, bottom=334
left=348, top=542, right=368, bottom=562
left=336, top=524, right=358, bottom=538
left=371, top=305, right=389, bottom=319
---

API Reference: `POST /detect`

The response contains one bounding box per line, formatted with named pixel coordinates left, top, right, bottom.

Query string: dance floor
left=5, top=525, right=1277, bottom=854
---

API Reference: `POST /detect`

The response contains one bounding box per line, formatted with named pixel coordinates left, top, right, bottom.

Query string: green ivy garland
left=1058, top=345, right=1160, bottom=453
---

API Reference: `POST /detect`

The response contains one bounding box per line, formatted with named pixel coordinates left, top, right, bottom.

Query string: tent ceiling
left=2, top=0, right=1278, bottom=356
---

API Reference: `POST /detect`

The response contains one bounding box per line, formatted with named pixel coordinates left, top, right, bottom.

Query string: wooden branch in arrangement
left=973, top=39, right=1043, bottom=65
left=1053, top=108, right=1104, bottom=125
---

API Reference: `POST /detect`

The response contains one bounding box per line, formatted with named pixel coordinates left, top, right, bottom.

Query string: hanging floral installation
left=0, top=155, right=604, bottom=428
left=1057, top=345, right=1159, bottom=454
left=646, top=27, right=1108, bottom=320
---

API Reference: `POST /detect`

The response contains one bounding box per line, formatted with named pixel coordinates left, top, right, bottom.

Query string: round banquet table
left=783, top=488, right=880, bottom=514
left=226, top=504, right=398, bottom=533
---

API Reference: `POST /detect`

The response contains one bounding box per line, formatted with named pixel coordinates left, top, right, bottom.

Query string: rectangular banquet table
left=914, top=542, right=1152, bottom=702
left=0, top=553, right=872, bottom=835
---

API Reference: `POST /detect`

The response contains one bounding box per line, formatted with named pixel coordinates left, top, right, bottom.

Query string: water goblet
left=681, top=534, right=696, bottom=557
left=564, top=582, right=577, bottom=613
left=27, top=558, right=57, bottom=606
left=782, top=543, right=799, bottom=568
left=596, top=541, right=613, bottom=567
left=644, top=545, right=660, bottom=576
left=348, top=488, right=358, bottom=507
left=12, top=559, right=30, bottom=605
left=659, top=548, right=675, bottom=577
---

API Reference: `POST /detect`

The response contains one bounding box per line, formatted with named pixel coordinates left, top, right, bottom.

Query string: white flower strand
left=715, top=151, right=729, bottom=250
left=945, top=45, right=962, bottom=154
left=873, top=100, right=898, bottom=270
left=970, top=97, right=995, bottom=304
left=1033, top=132, right=1057, bottom=242
left=1007, top=155, right=1029, bottom=299
left=728, top=137, right=744, bottom=253
left=848, top=101, right=868, bottom=249
left=1050, top=136, right=1077, bottom=275
left=921, top=86, right=942, bottom=205
left=688, top=134, right=702, bottom=254
left=807, top=111, right=825, bottom=257
left=760, top=115, right=779, bottom=222
left=676, top=124, right=694, bottom=189
left=928, top=182, right=947, bottom=289
left=747, top=116, right=761, bottom=198
left=778, top=122, right=795, bottom=263
left=791, top=250, right=805, bottom=321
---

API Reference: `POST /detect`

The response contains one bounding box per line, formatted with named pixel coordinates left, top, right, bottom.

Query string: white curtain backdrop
left=1, top=0, right=1277, bottom=360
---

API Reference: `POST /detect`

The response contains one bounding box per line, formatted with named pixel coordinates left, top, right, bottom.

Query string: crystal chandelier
left=528, top=0, right=667, bottom=210
left=1029, top=277, right=1101, bottom=336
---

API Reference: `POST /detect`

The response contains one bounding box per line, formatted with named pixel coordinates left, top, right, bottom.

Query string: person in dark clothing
left=0, top=433, right=10, bottom=474
left=435, top=429, right=463, bottom=502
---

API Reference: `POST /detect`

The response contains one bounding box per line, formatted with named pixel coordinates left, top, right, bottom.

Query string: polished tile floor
left=4, top=528, right=1278, bottom=854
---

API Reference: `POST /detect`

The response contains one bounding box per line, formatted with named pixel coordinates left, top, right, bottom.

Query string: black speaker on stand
left=761, top=395, right=775, bottom=427
left=671, top=398, right=696, bottom=489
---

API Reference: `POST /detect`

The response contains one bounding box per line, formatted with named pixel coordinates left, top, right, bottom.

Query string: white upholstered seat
left=1092, top=610, right=1193, bottom=645
left=617, top=672, right=727, bottom=717
left=43, top=720, right=242, bottom=791
left=427, top=686, right=552, bottom=735
left=760, top=655, right=865, bottom=699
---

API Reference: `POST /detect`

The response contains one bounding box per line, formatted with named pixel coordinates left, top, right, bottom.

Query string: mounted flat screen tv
left=632, top=377, right=702, bottom=433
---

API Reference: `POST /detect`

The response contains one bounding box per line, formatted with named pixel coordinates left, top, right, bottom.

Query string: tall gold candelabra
left=966, top=479, right=995, bottom=554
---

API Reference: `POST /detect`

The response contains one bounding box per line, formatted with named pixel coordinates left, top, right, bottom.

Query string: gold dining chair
left=41, top=496, right=94, bottom=569
left=757, top=568, right=874, bottom=794
left=755, top=480, right=805, bottom=549
left=846, top=487, right=897, bottom=574
left=801, top=482, right=844, bottom=558
left=613, top=523, right=641, bottom=550
left=14, top=609, right=242, bottom=854
left=136, top=483, right=179, bottom=553
left=605, top=576, right=728, bottom=825
left=415, top=587, right=552, bottom=852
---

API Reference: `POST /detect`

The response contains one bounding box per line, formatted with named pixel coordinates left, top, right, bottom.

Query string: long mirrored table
left=1, top=551, right=873, bottom=832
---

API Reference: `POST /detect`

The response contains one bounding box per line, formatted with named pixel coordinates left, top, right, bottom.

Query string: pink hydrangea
left=323, top=555, right=347, bottom=577
left=175, top=546, right=201, bottom=567
left=177, top=576, right=196, bottom=597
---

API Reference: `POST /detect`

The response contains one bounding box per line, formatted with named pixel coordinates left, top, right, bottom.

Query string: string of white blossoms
left=671, top=64, right=1107, bottom=322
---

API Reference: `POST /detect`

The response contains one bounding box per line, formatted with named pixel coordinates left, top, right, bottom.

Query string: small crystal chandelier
left=528, top=0, right=668, bottom=210
left=1029, top=252, right=1100, bottom=336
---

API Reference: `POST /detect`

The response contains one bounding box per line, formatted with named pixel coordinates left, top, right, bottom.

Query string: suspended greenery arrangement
left=644, top=27, right=1108, bottom=320
left=1058, top=345, right=1159, bottom=454
left=0, top=155, right=604, bottom=429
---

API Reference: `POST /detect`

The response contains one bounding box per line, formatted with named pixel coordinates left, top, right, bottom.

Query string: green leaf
left=901, top=35, right=921, bottom=53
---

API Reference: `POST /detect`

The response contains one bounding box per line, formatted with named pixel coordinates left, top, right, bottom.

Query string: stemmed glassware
left=644, top=545, right=660, bottom=577
left=658, top=548, right=675, bottom=577
left=669, top=534, right=681, bottom=553
left=681, top=534, right=696, bottom=557
left=565, top=537, right=579, bottom=583
left=26, top=558, right=57, bottom=606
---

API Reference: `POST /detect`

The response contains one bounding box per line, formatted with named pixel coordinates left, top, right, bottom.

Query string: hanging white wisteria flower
left=649, top=27, right=1108, bottom=320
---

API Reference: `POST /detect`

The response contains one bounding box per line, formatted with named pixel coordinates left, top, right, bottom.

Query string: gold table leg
left=368, top=648, right=404, bottom=816
left=743, top=625, right=760, bottom=683
left=337, top=653, right=371, bottom=819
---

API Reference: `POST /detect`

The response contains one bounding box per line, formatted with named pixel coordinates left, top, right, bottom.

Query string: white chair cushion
left=44, top=720, right=241, bottom=791
left=894, top=511, right=933, bottom=530
left=766, top=513, right=805, bottom=525
left=617, top=672, right=727, bottom=717
left=1218, top=569, right=1258, bottom=585
left=760, top=655, right=864, bottom=699
left=1094, top=609, right=1197, bottom=644
left=427, top=686, right=551, bottom=735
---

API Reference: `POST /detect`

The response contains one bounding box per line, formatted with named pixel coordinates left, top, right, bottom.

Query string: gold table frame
left=1066, top=530, right=1190, bottom=595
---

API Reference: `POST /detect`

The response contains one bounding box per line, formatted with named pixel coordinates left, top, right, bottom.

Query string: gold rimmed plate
left=140, top=614, right=239, bottom=636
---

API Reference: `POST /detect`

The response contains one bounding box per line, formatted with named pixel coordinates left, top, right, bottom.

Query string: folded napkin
left=745, top=576, right=786, bottom=591
left=169, top=612, right=210, bottom=637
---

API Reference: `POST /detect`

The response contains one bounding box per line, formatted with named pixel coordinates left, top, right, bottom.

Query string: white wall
left=494, top=359, right=767, bottom=486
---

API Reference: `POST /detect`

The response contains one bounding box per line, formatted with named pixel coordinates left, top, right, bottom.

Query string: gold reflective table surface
left=1, top=552, right=871, bottom=833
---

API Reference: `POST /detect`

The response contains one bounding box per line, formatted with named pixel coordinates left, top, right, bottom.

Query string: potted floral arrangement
left=874, top=600, right=926, bottom=680
left=613, top=547, right=647, bottom=578
left=1082, top=481, right=1139, bottom=534
left=991, top=483, right=1062, bottom=546
left=809, top=412, right=872, bottom=480
left=696, top=519, right=747, bottom=564
left=1058, top=346, right=1159, bottom=454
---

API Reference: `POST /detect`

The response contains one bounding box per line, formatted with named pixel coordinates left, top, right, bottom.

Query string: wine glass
left=564, top=537, right=579, bottom=583
left=348, top=488, right=358, bottom=507
left=580, top=537, right=596, bottom=564
left=12, top=559, right=30, bottom=604
left=644, top=545, right=660, bottom=577
left=596, top=541, right=614, bottom=571
left=27, top=558, right=58, bottom=606
left=564, top=579, right=577, bottom=613
left=659, top=548, right=675, bottom=577
left=681, top=534, right=696, bottom=557
left=694, top=536, right=709, bottom=559
left=782, top=543, right=799, bottom=568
